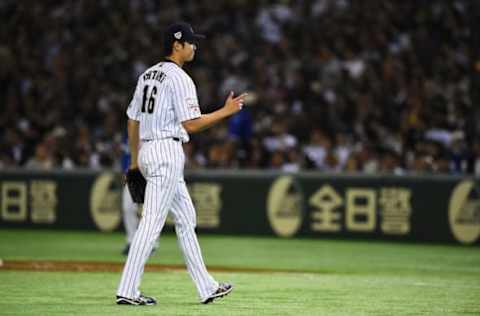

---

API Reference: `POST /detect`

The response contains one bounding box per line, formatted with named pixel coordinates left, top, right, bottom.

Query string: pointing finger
left=234, top=93, right=248, bottom=101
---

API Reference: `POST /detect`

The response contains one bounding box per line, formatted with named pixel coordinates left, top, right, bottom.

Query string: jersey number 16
left=141, top=85, right=157, bottom=114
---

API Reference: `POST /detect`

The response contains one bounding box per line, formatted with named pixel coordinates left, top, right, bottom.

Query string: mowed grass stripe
left=0, top=229, right=479, bottom=276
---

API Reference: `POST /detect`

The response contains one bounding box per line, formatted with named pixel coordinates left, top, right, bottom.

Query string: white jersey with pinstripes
left=126, top=61, right=201, bottom=142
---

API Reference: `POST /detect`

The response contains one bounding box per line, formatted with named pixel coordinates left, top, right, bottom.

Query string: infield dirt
left=0, top=259, right=314, bottom=274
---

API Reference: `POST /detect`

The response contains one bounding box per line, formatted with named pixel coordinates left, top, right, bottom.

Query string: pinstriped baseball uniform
left=117, top=61, right=219, bottom=302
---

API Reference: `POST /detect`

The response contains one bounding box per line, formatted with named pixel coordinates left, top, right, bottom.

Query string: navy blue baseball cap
left=163, top=22, right=206, bottom=48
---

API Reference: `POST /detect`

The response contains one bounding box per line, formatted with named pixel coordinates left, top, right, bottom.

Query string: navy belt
left=143, top=137, right=181, bottom=142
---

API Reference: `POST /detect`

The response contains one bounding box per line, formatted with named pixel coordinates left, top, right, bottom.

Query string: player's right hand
left=223, top=91, right=248, bottom=115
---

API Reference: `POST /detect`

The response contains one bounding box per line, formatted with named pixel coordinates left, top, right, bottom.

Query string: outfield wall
left=0, top=170, right=479, bottom=245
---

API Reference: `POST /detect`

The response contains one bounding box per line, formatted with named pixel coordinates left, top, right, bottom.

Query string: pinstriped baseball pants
left=117, top=138, right=218, bottom=302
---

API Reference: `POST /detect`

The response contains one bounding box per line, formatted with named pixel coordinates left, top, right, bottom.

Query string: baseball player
left=120, top=134, right=158, bottom=256
left=116, top=22, right=247, bottom=305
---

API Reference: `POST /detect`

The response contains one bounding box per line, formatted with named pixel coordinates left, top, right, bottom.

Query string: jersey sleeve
left=170, top=74, right=201, bottom=122
left=126, top=77, right=143, bottom=121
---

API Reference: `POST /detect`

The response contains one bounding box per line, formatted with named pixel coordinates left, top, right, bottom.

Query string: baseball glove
left=126, top=168, right=146, bottom=204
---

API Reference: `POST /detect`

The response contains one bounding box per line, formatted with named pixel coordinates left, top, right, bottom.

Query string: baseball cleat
left=202, top=283, right=233, bottom=304
left=116, top=293, right=157, bottom=305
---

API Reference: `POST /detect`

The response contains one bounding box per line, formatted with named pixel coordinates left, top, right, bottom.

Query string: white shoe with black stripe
left=116, top=293, right=157, bottom=305
left=202, top=283, right=234, bottom=304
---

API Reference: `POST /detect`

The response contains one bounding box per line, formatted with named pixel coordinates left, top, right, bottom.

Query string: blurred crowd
left=1, top=0, right=479, bottom=174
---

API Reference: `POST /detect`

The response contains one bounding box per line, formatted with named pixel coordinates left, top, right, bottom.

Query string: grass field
left=0, top=229, right=479, bottom=315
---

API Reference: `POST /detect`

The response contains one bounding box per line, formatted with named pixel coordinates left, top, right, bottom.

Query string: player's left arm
left=182, top=92, right=247, bottom=133
left=171, top=75, right=246, bottom=133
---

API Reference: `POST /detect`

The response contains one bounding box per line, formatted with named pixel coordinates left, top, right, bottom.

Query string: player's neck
left=165, top=55, right=183, bottom=68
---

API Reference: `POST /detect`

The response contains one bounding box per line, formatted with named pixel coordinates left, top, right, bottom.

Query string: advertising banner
left=0, top=170, right=478, bottom=245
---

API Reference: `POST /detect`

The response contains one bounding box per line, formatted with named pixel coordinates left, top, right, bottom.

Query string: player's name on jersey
left=143, top=70, right=166, bottom=83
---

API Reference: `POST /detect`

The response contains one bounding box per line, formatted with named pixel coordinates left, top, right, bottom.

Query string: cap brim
left=186, top=34, right=205, bottom=45
left=193, top=34, right=206, bottom=40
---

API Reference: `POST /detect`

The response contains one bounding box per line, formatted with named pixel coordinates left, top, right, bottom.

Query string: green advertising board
left=0, top=170, right=479, bottom=245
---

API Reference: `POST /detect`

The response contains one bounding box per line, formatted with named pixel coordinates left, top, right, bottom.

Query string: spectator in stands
left=25, top=142, right=54, bottom=170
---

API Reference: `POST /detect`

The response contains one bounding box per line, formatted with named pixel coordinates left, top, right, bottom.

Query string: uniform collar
left=163, top=57, right=182, bottom=68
